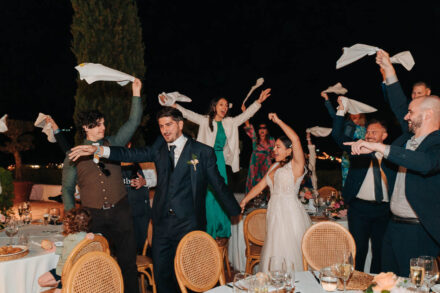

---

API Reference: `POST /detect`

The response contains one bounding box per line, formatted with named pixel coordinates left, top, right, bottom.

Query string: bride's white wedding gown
left=260, top=161, right=312, bottom=272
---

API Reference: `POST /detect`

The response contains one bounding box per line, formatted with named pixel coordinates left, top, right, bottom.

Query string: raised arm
left=231, top=88, right=270, bottom=126
left=331, top=98, right=355, bottom=152
left=241, top=104, right=250, bottom=128
left=46, top=116, right=72, bottom=153
left=321, top=91, right=336, bottom=118
left=108, top=78, right=143, bottom=146
left=239, top=174, right=268, bottom=212
left=268, top=113, right=305, bottom=176
left=174, top=103, right=207, bottom=125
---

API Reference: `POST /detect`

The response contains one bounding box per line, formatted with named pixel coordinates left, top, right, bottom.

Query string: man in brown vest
left=61, top=78, right=143, bottom=293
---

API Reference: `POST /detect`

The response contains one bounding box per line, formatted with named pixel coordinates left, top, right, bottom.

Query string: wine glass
left=268, top=256, right=287, bottom=293
left=49, top=208, right=60, bottom=225
left=23, top=211, right=32, bottom=225
left=233, top=272, right=251, bottom=292
left=284, top=259, right=295, bottom=293
left=312, top=194, right=320, bottom=216
left=5, top=218, right=19, bottom=245
left=410, top=257, right=425, bottom=288
left=420, top=256, right=439, bottom=289
left=17, top=203, right=24, bottom=225
left=337, top=251, right=354, bottom=293
left=43, top=208, right=50, bottom=225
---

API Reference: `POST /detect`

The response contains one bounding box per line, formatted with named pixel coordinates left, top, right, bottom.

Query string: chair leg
left=140, top=274, right=146, bottom=293
left=245, top=258, right=252, bottom=274
left=223, top=248, right=232, bottom=278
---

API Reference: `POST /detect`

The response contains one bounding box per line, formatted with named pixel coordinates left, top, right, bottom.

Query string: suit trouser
left=152, top=213, right=198, bottom=293
left=87, top=197, right=139, bottom=293
left=347, top=199, right=389, bottom=273
left=382, top=219, right=440, bottom=277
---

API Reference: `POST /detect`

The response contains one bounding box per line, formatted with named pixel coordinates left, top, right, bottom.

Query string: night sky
left=1, top=0, right=440, bottom=167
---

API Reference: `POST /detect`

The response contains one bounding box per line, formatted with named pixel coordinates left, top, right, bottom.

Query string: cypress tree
left=71, top=0, right=146, bottom=145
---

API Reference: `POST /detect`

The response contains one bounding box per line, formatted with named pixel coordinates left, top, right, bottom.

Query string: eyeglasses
left=97, top=162, right=111, bottom=177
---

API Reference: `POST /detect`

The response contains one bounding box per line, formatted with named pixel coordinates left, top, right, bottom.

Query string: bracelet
left=94, top=146, right=102, bottom=157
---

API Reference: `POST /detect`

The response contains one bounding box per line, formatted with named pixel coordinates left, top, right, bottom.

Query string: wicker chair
left=174, top=230, right=225, bottom=292
left=216, top=237, right=232, bottom=279
left=301, top=221, right=356, bottom=271
left=41, top=234, right=110, bottom=293
left=63, top=251, right=123, bottom=293
left=138, top=220, right=156, bottom=293
left=243, top=208, right=266, bottom=274
left=317, top=186, right=338, bottom=200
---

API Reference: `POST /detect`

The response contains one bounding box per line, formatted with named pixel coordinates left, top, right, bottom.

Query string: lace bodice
left=266, top=161, right=305, bottom=197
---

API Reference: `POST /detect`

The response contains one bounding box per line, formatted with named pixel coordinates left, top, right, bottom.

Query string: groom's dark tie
left=168, top=145, right=176, bottom=169
left=372, top=157, right=383, bottom=203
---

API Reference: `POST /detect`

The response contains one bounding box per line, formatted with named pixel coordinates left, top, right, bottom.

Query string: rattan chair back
left=174, top=230, right=225, bottom=292
left=317, top=186, right=338, bottom=200
left=64, top=251, right=123, bottom=293
left=138, top=220, right=156, bottom=293
left=301, top=221, right=356, bottom=271
left=244, top=208, right=266, bottom=246
left=61, top=234, right=110, bottom=281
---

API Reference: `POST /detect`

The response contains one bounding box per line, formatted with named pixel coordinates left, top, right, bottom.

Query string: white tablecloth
left=29, top=184, right=62, bottom=202
left=228, top=194, right=372, bottom=273
left=0, top=224, right=63, bottom=293
left=206, top=270, right=362, bottom=292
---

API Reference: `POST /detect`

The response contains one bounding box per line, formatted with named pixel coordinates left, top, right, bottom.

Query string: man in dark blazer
left=332, top=98, right=394, bottom=273
left=69, top=107, right=241, bottom=293
left=345, top=94, right=440, bottom=277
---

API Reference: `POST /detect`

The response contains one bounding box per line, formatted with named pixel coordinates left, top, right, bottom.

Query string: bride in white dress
left=240, top=113, right=312, bottom=272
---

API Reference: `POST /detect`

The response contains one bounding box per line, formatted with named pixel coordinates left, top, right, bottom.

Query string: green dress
left=206, top=121, right=231, bottom=239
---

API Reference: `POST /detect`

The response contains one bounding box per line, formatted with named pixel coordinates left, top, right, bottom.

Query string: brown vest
left=76, top=142, right=126, bottom=209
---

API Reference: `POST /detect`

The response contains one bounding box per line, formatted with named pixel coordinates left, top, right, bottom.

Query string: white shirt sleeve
left=142, top=169, right=157, bottom=188
left=101, top=146, right=111, bottom=158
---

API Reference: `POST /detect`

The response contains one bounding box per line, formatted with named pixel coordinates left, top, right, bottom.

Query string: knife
left=312, top=271, right=321, bottom=284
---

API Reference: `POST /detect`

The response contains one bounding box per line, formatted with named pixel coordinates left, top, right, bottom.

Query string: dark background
left=1, top=0, right=439, bottom=168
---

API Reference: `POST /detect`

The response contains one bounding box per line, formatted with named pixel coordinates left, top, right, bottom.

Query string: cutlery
left=312, top=271, right=321, bottom=284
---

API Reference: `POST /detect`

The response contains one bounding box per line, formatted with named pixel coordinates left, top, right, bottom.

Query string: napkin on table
left=34, top=113, right=56, bottom=143
left=75, top=63, right=135, bottom=86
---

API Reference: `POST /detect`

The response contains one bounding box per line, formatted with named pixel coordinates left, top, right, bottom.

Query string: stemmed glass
left=410, top=257, right=425, bottom=288
left=233, top=272, right=251, bottom=292
left=17, top=203, right=24, bottom=225
left=284, top=259, right=295, bottom=293
left=268, top=256, right=287, bottom=293
left=5, top=218, right=19, bottom=245
left=336, top=251, right=354, bottom=293
left=49, top=208, right=60, bottom=225
left=420, top=256, right=439, bottom=290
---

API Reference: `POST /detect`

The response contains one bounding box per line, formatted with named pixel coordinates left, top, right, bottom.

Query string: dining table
left=206, top=270, right=363, bottom=292
left=229, top=193, right=372, bottom=274
left=0, top=222, right=63, bottom=293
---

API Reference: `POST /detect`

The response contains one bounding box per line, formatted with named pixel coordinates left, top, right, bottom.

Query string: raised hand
left=68, top=145, right=99, bottom=161
left=241, top=104, right=246, bottom=113
left=337, top=96, right=345, bottom=111
left=268, top=112, right=281, bottom=124
left=132, top=78, right=142, bottom=96
left=45, top=116, right=59, bottom=131
left=320, top=91, right=329, bottom=100
left=376, top=50, right=395, bottom=77
left=257, top=88, right=271, bottom=104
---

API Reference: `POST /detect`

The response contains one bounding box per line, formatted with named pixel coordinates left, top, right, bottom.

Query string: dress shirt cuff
left=382, top=145, right=391, bottom=158
left=336, top=110, right=346, bottom=116
left=385, top=75, right=398, bottom=85
left=101, top=146, right=111, bottom=158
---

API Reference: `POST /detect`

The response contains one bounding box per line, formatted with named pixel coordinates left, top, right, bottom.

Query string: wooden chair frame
left=138, top=220, right=156, bottom=293
left=243, top=208, right=266, bottom=274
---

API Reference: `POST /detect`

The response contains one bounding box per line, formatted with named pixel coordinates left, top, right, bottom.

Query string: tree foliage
left=0, top=167, right=14, bottom=217
left=71, top=0, right=146, bottom=145
left=0, top=119, right=34, bottom=180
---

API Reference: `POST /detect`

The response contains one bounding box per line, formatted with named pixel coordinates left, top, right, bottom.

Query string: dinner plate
left=432, top=284, right=440, bottom=293
left=0, top=245, right=29, bottom=257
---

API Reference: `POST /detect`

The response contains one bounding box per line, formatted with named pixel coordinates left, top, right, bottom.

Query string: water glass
left=49, top=208, right=60, bottom=225
left=269, top=256, right=286, bottom=292
left=419, top=256, right=439, bottom=289
left=284, top=260, right=295, bottom=293
left=17, top=232, right=29, bottom=246
left=250, top=273, right=269, bottom=293
left=5, top=218, right=19, bottom=245
left=23, top=211, right=32, bottom=225
left=320, top=266, right=338, bottom=292
left=233, top=272, right=251, bottom=292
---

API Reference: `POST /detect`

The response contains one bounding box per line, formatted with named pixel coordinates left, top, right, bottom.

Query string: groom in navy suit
left=70, top=107, right=241, bottom=293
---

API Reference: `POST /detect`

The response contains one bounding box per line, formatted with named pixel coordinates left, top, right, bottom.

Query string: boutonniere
left=187, top=154, right=199, bottom=171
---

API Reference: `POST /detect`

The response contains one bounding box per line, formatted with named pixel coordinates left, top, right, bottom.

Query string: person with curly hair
left=38, top=208, right=94, bottom=292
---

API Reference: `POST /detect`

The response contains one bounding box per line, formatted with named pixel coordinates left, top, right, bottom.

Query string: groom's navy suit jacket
left=108, top=135, right=241, bottom=230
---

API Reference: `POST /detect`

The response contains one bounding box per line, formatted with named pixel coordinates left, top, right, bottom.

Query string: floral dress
left=244, top=125, right=275, bottom=194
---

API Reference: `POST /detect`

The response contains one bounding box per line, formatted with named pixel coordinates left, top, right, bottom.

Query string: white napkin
left=306, top=126, right=332, bottom=137
left=336, top=43, right=415, bottom=71
left=389, top=51, right=415, bottom=71
left=0, top=114, right=7, bottom=133
left=34, top=113, right=56, bottom=143
left=158, top=91, right=192, bottom=106
left=75, top=63, right=135, bottom=86
left=339, top=96, right=377, bottom=115
left=323, top=82, right=348, bottom=95
left=242, top=77, right=264, bottom=105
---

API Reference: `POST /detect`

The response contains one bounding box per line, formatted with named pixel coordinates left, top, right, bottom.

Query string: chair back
left=301, top=221, right=356, bottom=271
left=64, top=251, right=123, bottom=293
left=62, top=234, right=110, bottom=281
left=174, top=230, right=225, bottom=292
left=317, top=186, right=338, bottom=200
left=244, top=208, right=266, bottom=246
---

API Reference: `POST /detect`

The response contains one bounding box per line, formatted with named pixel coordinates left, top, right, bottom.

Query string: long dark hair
left=207, top=97, right=229, bottom=131
left=278, top=135, right=293, bottom=166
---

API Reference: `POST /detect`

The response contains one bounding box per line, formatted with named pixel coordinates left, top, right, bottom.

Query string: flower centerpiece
left=326, top=192, right=347, bottom=219
left=0, top=167, right=14, bottom=230
left=365, top=272, right=413, bottom=293
left=299, top=186, right=314, bottom=204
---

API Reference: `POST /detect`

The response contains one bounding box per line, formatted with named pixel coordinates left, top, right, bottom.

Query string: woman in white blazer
left=168, top=88, right=271, bottom=240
